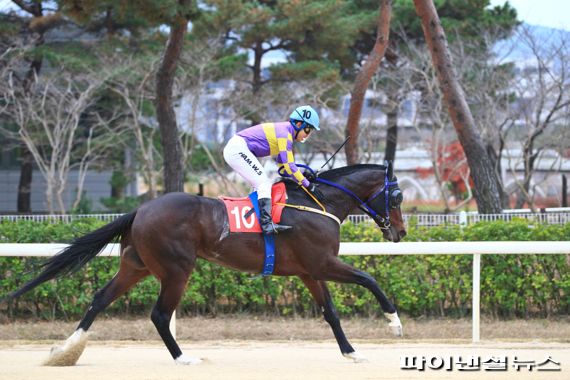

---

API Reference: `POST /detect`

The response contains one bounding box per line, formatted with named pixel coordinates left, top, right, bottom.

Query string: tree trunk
left=345, top=0, right=392, bottom=165
left=155, top=16, right=187, bottom=193
left=17, top=2, right=46, bottom=213
left=384, top=103, right=398, bottom=162
left=17, top=143, right=33, bottom=213
left=45, top=178, right=54, bottom=214
left=246, top=41, right=264, bottom=125
left=252, top=41, right=263, bottom=95
left=18, top=55, right=43, bottom=213
left=413, top=0, right=502, bottom=213
left=516, top=142, right=539, bottom=210
left=486, top=142, right=509, bottom=208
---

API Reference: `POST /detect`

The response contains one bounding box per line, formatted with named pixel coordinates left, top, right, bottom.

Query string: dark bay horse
left=6, top=163, right=406, bottom=365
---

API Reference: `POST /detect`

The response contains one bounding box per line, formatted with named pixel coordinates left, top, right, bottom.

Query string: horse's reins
left=314, top=167, right=398, bottom=230
left=278, top=163, right=398, bottom=229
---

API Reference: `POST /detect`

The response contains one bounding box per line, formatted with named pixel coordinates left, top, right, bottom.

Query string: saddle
left=219, top=182, right=287, bottom=233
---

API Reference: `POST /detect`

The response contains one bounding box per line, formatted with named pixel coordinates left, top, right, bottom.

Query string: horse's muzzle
left=386, top=227, right=406, bottom=242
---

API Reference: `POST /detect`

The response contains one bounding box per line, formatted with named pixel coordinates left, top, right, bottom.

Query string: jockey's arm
left=276, top=133, right=310, bottom=188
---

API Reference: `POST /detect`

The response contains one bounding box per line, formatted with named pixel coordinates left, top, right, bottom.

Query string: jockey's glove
left=307, top=183, right=325, bottom=203
left=302, top=169, right=316, bottom=181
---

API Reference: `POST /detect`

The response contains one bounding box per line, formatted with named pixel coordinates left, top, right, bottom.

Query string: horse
left=5, top=162, right=407, bottom=366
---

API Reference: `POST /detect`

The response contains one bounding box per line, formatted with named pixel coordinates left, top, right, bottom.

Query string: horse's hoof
left=389, top=322, right=403, bottom=337
left=343, top=351, right=369, bottom=363
left=384, top=312, right=403, bottom=337
left=43, top=328, right=88, bottom=366
left=175, top=354, right=202, bottom=365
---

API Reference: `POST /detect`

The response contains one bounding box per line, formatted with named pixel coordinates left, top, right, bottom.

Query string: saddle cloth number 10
left=220, top=182, right=286, bottom=233
left=229, top=205, right=260, bottom=231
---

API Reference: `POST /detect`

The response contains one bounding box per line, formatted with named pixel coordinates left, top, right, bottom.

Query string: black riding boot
left=258, top=198, right=292, bottom=235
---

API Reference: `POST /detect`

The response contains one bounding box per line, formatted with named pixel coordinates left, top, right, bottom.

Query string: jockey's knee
left=257, top=181, right=273, bottom=199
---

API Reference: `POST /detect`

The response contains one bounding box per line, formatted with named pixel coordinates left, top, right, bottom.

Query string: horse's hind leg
left=314, top=258, right=403, bottom=337
left=77, top=246, right=149, bottom=332
left=151, top=270, right=201, bottom=365
left=299, top=275, right=366, bottom=363
left=44, top=246, right=149, bottom=366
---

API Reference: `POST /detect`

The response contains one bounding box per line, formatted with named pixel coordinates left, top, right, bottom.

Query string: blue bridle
left=315, top=168, right=399, bottom=229
left=279, top=164, right=400, bottom=229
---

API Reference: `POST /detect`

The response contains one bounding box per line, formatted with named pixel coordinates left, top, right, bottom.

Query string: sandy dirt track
left=1, top=340, right=568, bottom=380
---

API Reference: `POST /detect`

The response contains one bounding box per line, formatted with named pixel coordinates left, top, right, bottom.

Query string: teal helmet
left=289, top=105, right=320, bottom=132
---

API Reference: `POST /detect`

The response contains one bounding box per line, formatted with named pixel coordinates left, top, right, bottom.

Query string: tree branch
left=345, top=0, right=392, bottom=164
left=11, top=0, right=35, bottom=15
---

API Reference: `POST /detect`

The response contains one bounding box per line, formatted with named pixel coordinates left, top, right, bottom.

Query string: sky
left=490, top=0, right=570, bottom=30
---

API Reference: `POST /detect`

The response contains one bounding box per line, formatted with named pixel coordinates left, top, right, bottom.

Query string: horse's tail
left=7, top=211, right=137, bottom=300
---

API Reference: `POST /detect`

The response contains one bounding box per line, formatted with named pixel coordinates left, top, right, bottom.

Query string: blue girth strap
left=248, top=191, right=275, bottom=276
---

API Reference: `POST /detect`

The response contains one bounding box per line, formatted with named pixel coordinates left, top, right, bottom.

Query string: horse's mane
left=317, top=164, right=386, bottom=180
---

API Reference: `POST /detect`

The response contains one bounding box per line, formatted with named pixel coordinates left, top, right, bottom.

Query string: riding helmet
left=290, top=105, right=320, bottom=131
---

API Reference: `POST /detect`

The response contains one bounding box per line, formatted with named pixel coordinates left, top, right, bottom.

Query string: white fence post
left=459, top=211, right=467, bottom=227
left=472, top=253, right=481, bottom=342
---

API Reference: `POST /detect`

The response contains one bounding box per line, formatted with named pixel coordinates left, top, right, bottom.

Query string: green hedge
left=1, top=218, right=569, bottom=320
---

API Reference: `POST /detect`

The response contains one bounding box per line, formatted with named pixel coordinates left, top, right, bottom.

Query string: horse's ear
left=385, top=160, right=394, bottom=180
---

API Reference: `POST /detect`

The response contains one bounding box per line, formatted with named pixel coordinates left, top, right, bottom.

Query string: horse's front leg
left=312, top=258, right=403, bottom=337
left=298, top=275, right=367, bottom=363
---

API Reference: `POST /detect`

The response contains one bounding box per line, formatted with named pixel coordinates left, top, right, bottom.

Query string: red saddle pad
left=219, top=182, right=287, bottom=233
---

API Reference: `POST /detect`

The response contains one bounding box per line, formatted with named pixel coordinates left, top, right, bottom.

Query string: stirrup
left=262, top=222, right=292, bottom=235
left=272, top=223, right=292, bottom=233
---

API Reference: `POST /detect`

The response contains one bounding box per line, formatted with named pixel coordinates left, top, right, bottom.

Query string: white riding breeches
left=223, top=135, right=273, bottom=199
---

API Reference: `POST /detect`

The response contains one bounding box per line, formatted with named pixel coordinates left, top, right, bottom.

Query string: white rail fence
left=1, top=241, right=569, bottom=342
left=349, top=210, right=570, bottom=226
left=0, top=214, right=123, bottom=223
left=2, top=210, right=570, bottom=226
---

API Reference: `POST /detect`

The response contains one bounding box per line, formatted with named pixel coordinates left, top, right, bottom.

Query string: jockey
left=223, top=105, right=325, bottom=235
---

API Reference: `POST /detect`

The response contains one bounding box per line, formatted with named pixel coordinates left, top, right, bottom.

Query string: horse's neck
left=323, top=171, right=383, bottom=218
left=332, top=171, right=382, bottom=199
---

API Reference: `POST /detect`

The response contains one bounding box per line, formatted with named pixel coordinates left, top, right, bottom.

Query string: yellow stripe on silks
left=262, top=123, right=279, bottom=156
left=286, top=151, right=294, bottom=163
left=293, top=171, right=304, bottom=183
left=277, top=136, right=288, bottom=154
left=282, top=163, right=293, bottom=175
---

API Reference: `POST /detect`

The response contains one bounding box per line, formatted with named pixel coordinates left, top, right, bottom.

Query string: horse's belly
left=199, top=234, right=265, bottom=273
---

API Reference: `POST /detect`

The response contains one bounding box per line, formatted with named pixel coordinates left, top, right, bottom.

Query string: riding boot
left=258, top=198, right=292, bottom=235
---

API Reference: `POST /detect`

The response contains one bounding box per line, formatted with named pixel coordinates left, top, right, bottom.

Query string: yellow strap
left=300, top=185, right=326, bottom=211
left=275, top=203, right=341, bottom=226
